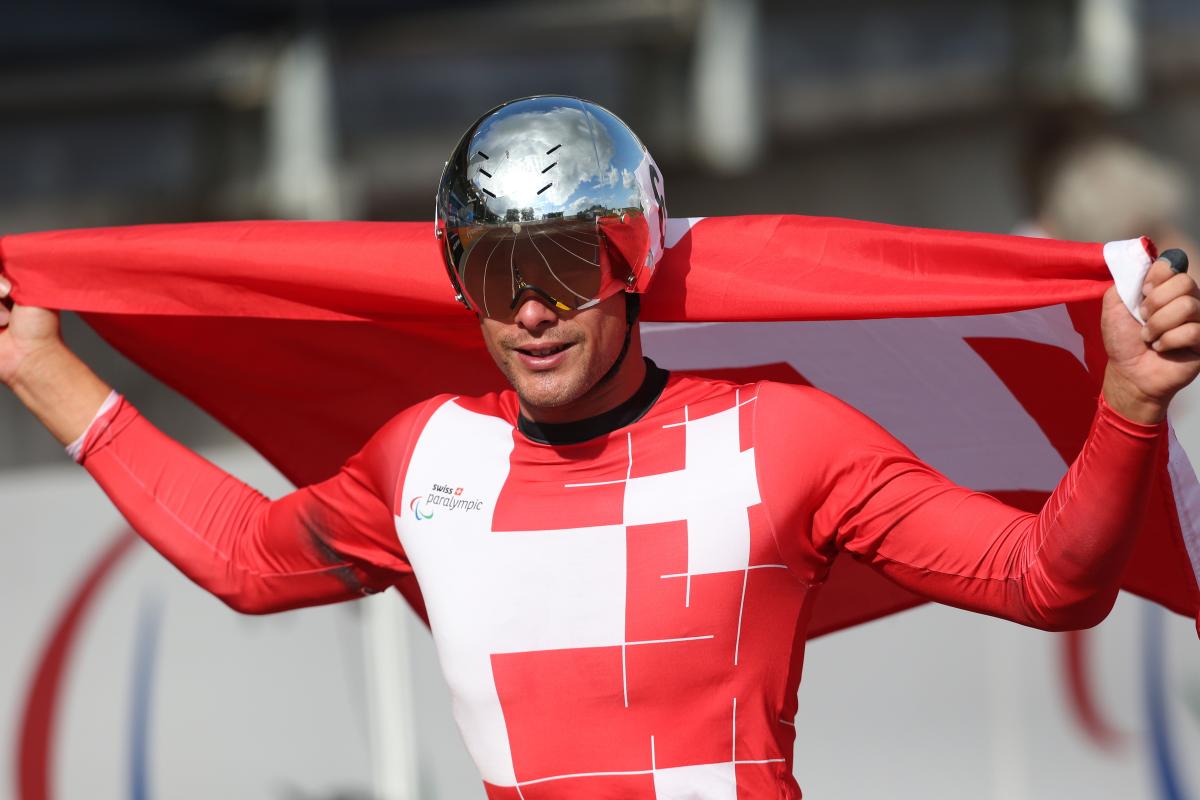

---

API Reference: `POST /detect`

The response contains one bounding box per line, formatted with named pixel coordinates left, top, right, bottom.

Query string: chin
left=513, top=372, right=591, bottom=409
left=490, top=344, right=611, bottom=413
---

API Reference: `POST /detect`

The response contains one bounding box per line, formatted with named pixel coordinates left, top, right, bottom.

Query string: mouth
left=512, top=341, right=575, bottom=370
left=514, top=342, right=574, bottom=357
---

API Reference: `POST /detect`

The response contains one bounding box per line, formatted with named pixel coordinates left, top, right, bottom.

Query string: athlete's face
left=478, top=292, right=646, bottom=423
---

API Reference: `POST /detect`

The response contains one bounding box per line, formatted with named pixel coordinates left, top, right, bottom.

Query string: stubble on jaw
left=488, top=337, right=600, bottom=410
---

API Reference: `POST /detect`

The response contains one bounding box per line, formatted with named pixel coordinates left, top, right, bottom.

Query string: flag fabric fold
left=2, top=215, right=1197, bottom=637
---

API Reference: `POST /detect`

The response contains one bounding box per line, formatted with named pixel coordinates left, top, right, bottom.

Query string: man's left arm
left=757, top=254, right=1199, bottom=630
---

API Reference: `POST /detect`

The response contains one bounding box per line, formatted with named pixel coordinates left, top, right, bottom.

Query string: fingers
left=1149, top=321, right=1200, bottom=354
left=1141, top=251, right=1200, bottom=352
left=1143, top=292, right=1200, bottom=351
left=1145, top=258, right=1176, bottom=288
left=1141, top=271, right=1196, bottom=318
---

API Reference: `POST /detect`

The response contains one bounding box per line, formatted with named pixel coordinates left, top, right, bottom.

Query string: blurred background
left=3, top=0, right=1200, bottom=465
left=2, top=0, right=1200, bottom=798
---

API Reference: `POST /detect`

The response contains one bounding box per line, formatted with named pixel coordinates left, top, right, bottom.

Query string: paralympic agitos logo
left=409, top=483, right=485, bottom=520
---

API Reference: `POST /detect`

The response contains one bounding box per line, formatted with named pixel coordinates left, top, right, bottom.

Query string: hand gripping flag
left=2, top=215, right=1198, bottom=637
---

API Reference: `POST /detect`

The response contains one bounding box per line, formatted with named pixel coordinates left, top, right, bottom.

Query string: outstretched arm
left=759, top=381, right=1162, bottom=630
left=758, top=255, right=1199, bottom=630
left=72, top=396, right=416, bottom=613
left=0, top=277, right=413, bottom=614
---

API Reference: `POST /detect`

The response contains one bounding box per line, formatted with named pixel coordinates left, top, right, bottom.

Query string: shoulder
left=753, top=380, right=857, bottom=417
left=750, top=379, right=899, bottom=454
left=368, top=394, right=454, bottom=443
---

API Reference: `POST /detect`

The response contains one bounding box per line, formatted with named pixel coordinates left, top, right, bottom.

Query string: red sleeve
left=755, top=382, right=1165, bottom=631
left=78, top=395, right=437, bottom=614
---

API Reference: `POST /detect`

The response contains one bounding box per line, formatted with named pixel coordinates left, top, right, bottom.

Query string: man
left=1, top=95, right=1198, bottom=798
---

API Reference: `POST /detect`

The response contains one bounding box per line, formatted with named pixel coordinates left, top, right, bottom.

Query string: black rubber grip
left=1160, top=248, right=1189, bottom=274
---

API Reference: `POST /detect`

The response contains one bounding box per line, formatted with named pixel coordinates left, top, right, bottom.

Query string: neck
left=518, top=357, right=669, bottom=445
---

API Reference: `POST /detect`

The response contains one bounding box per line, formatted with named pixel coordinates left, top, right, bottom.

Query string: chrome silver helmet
left=435, top=95, right=666, bottom=319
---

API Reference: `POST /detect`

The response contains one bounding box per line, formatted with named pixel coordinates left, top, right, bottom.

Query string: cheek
left=601, top=318, right=627, bottom=352
left=478, top=321, right=508, bottom=364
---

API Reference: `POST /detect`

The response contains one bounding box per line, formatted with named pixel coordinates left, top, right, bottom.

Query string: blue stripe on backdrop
left=1142, top=603, right=1194, bottom=800
left=128, top=595, right=163, bottom=800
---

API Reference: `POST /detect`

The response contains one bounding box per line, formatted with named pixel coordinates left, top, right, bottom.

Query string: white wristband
left=66, top=390, right=120, bottom=463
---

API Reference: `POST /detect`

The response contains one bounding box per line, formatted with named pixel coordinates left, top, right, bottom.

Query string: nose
left=512, top=293, right=560, bottom=331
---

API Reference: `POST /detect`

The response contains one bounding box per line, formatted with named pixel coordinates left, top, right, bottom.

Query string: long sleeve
left=756, top=381, right=1165, bottom=631
left=76, top=395, right=425, bottom=614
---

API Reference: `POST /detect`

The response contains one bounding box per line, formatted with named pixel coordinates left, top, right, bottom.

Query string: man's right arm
left=1, top=279, right=413, bottom=614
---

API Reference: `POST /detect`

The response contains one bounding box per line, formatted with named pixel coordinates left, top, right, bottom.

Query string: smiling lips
left=513, top=341, right=575, bottom=370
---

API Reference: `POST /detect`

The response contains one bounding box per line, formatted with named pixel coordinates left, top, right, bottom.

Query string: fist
left=1101, top=251, right=1200, bottom=422
left=0, top=272, right=64, bottom=387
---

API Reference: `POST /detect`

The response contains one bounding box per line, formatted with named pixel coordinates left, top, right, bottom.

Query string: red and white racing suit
left=73, top=363, right=1163, bottom=798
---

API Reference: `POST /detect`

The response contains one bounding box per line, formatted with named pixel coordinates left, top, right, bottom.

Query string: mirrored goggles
left=451, top=218, right=640, bottom=321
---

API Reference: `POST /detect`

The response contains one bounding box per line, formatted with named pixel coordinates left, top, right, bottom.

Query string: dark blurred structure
left=3, top=0, right=1200, bottom=469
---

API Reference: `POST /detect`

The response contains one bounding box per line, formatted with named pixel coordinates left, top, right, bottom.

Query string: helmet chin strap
left=595, top=292, right=641, bottom=388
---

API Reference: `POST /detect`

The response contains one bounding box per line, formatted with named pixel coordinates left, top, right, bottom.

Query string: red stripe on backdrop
left=17, top=530, right=139, bottom=800
left=1063, top=630, right=1126, bottom=750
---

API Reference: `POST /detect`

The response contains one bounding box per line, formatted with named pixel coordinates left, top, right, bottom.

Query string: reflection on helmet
left=435, top=95, right=666, bottom=317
